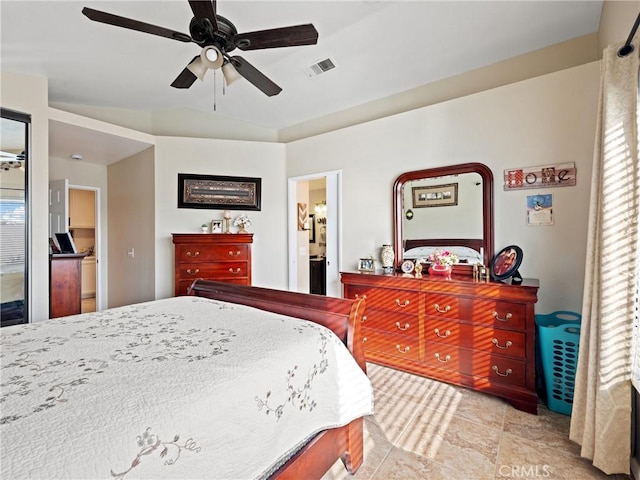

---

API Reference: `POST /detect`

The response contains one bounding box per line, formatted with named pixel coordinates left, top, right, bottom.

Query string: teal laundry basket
left=535, top=311, right=581, bottom=415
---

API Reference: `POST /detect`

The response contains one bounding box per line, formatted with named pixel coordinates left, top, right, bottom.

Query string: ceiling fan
left=82, top=1, right=319, bottom=97
left=0, top=151, right=25, bottom=171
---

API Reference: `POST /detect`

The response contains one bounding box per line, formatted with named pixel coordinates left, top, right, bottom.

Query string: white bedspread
left=0, top=296, right=374, bottom=480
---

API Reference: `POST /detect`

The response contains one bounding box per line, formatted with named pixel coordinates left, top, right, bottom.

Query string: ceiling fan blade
left=82, top=7, right=192, bottom=43
left=188, top=0, right=219, bottom=34
left=170, top=57, right=200, bottom=88
left=229, top=56, right=282, bottom=97
left=234, top=24, right=318, bottom=50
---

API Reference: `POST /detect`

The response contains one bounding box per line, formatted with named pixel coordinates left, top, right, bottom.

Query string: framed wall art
left=178, top=173, right=261, bottom=211
left=412, top=183, right=458, bottom=208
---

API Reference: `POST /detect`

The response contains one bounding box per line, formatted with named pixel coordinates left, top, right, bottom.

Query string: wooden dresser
left=172, top=233, right=253, bottom=296
left=341, top=271, right=539, bottom=413
left=50, top=253, right=88, bottom=318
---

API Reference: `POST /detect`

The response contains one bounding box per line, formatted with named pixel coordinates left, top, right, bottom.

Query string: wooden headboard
left=404, top=238, right=484, bottom=253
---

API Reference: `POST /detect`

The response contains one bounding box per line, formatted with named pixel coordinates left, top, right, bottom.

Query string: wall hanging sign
left=527, top=194, right=553, bottom=226
left=178, top=173, right=261, bottom=210
left=412, top=183, right=458, bottom=208
left=504, top=162, right=576, bottom=191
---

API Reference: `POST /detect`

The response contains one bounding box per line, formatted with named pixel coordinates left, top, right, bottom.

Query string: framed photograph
left=358, top=257, right=375, bottom=272
left=178, top=173, right=261, bottom=211
left=412, top=183, right=458, bottom=208
left=211, top=220, right=223, bottom=233
left=490, top=245, right=523, bottom=282
left=55, top=232, right=77, bottom=254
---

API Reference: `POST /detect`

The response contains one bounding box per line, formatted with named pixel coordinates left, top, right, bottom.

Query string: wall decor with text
left=504, top=162, right=576, bottom=191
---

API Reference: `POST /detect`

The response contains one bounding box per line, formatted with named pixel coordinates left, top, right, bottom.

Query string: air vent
left=304, top=57, right=337, bottom=78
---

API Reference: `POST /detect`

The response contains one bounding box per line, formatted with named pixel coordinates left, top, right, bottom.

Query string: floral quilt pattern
left=0, top=296, right=374, bottom=480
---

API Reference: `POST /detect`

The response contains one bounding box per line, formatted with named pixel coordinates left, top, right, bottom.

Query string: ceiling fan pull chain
left=213, top=69, right=217, bottom=111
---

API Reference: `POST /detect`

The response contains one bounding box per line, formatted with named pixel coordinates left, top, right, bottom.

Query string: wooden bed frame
left=187, top=279, right=368, bottom=479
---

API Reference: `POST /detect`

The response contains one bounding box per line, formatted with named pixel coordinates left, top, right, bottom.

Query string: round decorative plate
left=401, top=260, right=414, bottom=274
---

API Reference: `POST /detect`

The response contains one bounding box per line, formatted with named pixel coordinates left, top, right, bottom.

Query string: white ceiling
left=2, top=0, right=603, bottom=136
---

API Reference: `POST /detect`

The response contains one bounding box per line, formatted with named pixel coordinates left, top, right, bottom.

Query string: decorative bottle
left=381, top=244, right=394, bottom=272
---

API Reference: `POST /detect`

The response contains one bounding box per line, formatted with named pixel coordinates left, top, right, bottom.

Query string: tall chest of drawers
left=172, top=233, right=253, bottom=296
left=341, top=271, right=539, bottom=413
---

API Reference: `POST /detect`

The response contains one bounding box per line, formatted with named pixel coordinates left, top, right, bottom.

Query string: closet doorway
left=0, top=109, right=29, bottom=326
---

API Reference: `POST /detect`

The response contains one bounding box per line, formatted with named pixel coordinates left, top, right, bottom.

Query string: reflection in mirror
left=393, top=163, right=494, bottom=275
left=1, top=109, right=29, bottom=326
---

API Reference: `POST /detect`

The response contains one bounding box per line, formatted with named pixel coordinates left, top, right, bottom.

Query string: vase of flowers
left=427, top=249, right=458, bottom=276
left=234, top=214, right=251, bottom=233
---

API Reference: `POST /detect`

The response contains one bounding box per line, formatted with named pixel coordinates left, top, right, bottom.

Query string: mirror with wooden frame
left=393, top=162, right=494, bottom=276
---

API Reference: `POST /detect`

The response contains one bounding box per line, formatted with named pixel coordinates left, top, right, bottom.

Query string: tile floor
left=323, top=363, right=631, bottom=480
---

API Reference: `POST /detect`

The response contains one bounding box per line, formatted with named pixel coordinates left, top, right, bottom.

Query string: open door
left=49, top=179, right=69, bottom=236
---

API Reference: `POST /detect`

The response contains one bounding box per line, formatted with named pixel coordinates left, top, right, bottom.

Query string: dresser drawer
left=361, top=328, right=420, bottom=361
left=361, top=308, right=419, bottom=337
left=176, top=277, right=248, bottom=295
left=425, top=318, right=526, bottom=359
left=178, top=262, right=249, bottom=279
left=423, top=343, right=526, bottom=387
left=345, top=286, right=419, bottom=315
left=423, top=293, right=526, bottom=331
left=176, top=244, right=249, bottom=262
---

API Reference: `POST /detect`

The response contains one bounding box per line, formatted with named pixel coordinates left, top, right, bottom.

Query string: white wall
left=153, top=136, right=287, bottom=299
left=286, top=62, right=600, bottom=314
left=1, top=72, right=50, bottom=321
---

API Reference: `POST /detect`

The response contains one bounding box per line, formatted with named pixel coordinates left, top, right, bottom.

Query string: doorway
left=49, top=180, right=100, bottom=313
left=0, top=109, right=29, bottom=326
left=287, top=170, right=341, bottom=297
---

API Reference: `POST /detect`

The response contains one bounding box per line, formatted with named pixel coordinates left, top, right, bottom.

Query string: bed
left=0, top=280, right=373, bottom=479
left=403, top=238, right=483, bottom=264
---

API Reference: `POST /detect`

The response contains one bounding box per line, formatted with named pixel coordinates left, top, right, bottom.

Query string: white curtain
left=569, top=39, right=639, bottom=475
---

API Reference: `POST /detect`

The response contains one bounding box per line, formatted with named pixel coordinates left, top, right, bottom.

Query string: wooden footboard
left=187, top=280, right=368, bottom=477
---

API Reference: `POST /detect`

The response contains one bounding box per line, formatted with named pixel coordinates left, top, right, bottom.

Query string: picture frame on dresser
left=178, top=173, right=261, bottom=211
left=490, top=245, right=523, bottom=283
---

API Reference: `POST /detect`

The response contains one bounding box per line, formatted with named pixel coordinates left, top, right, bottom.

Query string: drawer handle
left=228, top=268, right=242, bottom=274
left=434, top=328, right=451, bottom=338
left=186, top=251, right=200, bottom=257
left=362, top=337, right=368, bottom=343
left=355, top=293, right=367, bottom=300
left=492, top=311, right=513, bottom=322
left=228, top=250, right=242, bottom=257
left=492, top=366, right=513, bottom=377
left=434, top=303, right=451, bottom=313
left=396, top=345, right=410, bottom=354
left=395, top=299, right=410, bottom=308
left=492, top=338, right=513, bottom=349
left=395, top=321, right=410, bottom=331
left=361, top=315, right=367, bottom=323
left=186, top=268, right=200, bottom=275
left=434, top=353, right=451, bottom=363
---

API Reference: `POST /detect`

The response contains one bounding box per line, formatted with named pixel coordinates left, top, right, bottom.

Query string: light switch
left=128, top=248, right=135, bottom=258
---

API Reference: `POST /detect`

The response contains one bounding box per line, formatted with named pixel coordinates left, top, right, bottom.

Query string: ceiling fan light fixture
left=222, top=62, right=242, bottom=86
left=200, top=45, right=224, bottom=70
left=186, top=57, right=208, bottom=81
